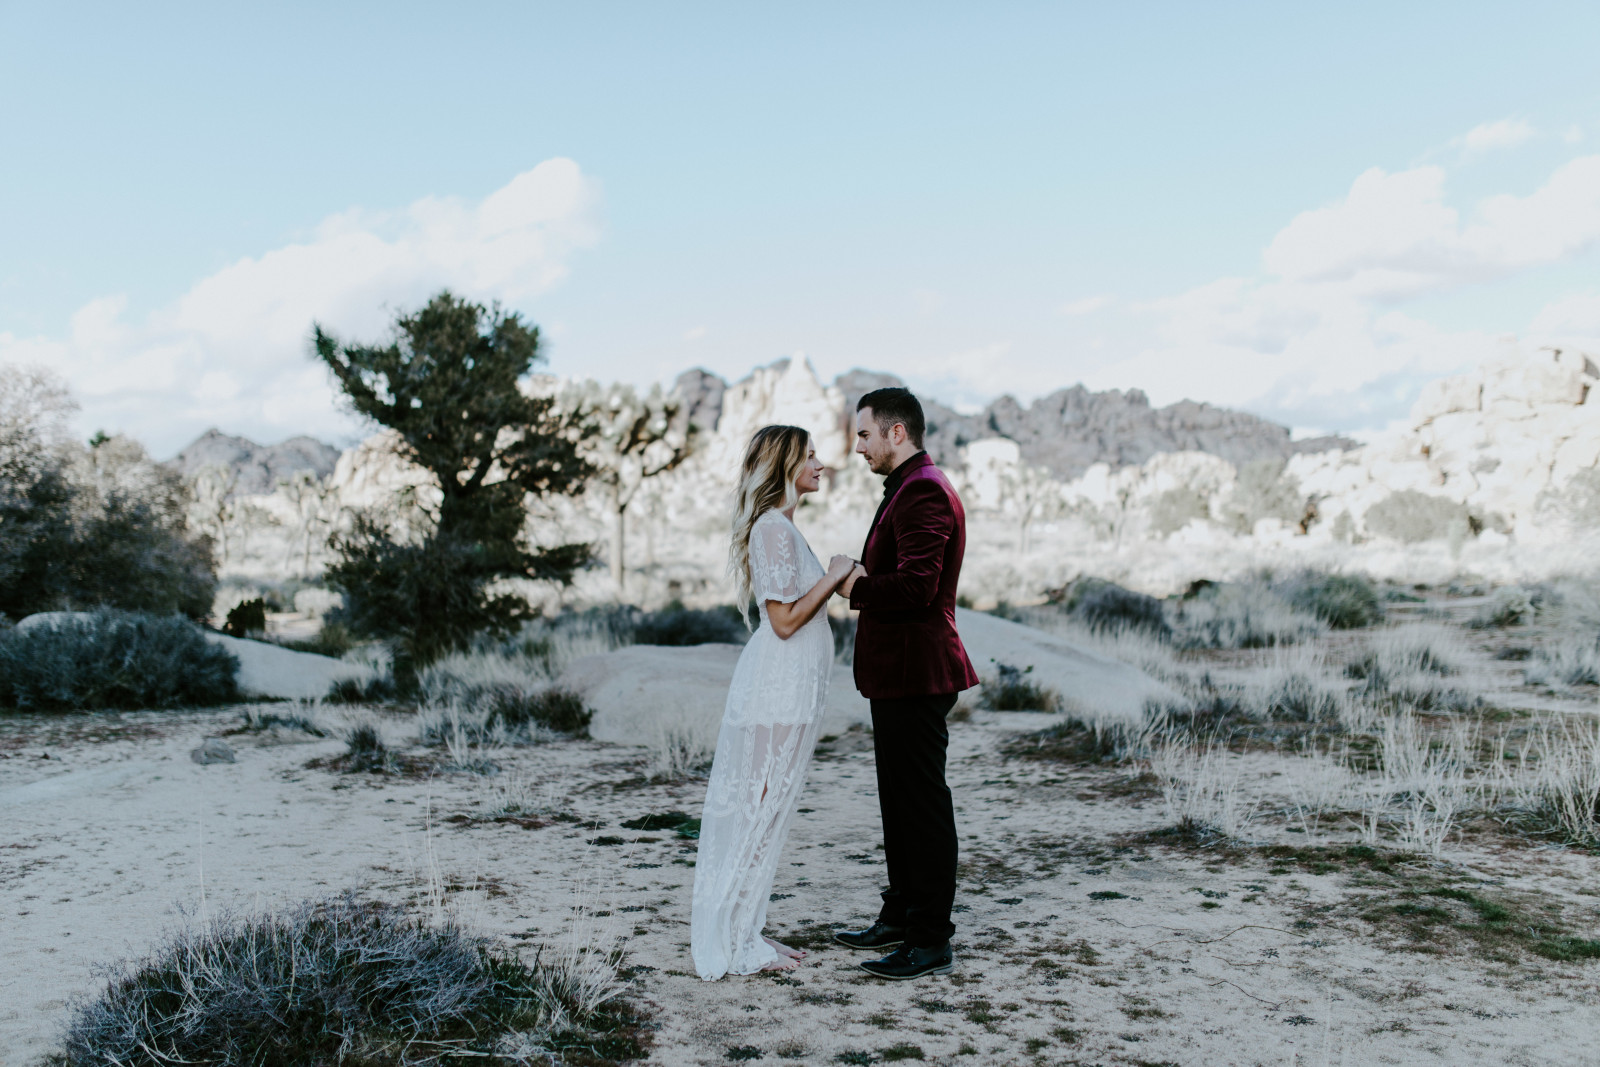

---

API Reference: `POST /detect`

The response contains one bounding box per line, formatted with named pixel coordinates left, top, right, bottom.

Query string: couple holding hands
left=690, top=387, right=979, bottom=983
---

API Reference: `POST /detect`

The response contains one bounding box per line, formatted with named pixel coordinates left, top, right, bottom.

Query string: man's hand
left=840, top=563, right=867, bottom=599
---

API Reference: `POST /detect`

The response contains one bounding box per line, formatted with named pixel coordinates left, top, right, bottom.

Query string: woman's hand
left=827, top=554, right=856, bottom=584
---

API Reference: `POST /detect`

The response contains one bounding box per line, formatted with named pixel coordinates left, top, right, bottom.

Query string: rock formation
left=168, top=429, right=341, bottom=497
left=178, top=345, right=1600, bottom=604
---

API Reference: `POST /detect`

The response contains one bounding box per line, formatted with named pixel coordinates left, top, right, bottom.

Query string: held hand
left=841, top=563, right=867, bottom=599
left=826, top=553, right=855, bottom=581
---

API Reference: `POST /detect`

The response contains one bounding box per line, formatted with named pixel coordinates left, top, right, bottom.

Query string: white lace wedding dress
left=691, top=509, right=834, bottom=979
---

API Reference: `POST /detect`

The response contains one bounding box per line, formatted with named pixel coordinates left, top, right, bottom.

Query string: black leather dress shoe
left=859, top=942, right=954, bottom=980
left=833, top=922, right=908, bottom=950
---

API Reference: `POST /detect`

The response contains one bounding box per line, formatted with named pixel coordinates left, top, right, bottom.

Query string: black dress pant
left=870, top=692, right=959, bottom=947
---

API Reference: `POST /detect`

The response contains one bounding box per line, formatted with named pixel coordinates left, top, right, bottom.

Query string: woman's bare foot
left=760, top=954, right=800, bottom=971
left=764, top=936, right=806, bottom=960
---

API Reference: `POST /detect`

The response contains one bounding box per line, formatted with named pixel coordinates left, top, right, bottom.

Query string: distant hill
left=168, top=429, right=342, bottom=496
left=679, top=365, right=1355, bottom=479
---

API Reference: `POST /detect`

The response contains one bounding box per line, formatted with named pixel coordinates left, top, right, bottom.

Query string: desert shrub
left=1169, top=581, right=1324, bottom=650
left=342, top=723, right=392, bottom=772
left=978, top=661, right=1062, bottom=712
left=1223, top=458, right=1303, bottom=534
left=1069, top=582, right=1170, bottom=639
left=645, top=714, right=715, bottom=780
left=327, top=672, right=397, bottom=705
left=0, top=610, right=237, bottom=710
left=1525, top=636, right=1600, bottom=687
left=241, top=704, right=329, bottom=737
left=1148, top=487, right=1210, bottom=537
left=49, top=895, right=635, bottom=1067
left=487, top=685, right=592, bottom=737
left=1362, top=490, right=1471, bottom=544
left=1149, top=739, right=1258, bottom=839
left=1509, top=720, right=1600, bottom=847
left=1280, top=571, right=1383, bottom=629
left=224, top=597, right=266, bottom=637
left=1350, top=628, right=1479, bottom=712
left=1243, top=648, right=1347, bottom=723
left=1047, top=577, right=1171, bottom=638
left=632, top=601, right=747, bottom=646
left=1471, top=585, right=1544, bottom=628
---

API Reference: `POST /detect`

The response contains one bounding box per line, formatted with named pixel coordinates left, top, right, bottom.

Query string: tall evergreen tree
left=314, top=291, right=593, bottom=665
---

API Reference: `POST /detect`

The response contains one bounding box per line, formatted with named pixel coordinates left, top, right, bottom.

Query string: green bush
left=224, top=597, right=266, bottom=637
left=0, top=450, right=216, bottom=622
left=978, top=662, right=1062, bottom=712
left=49, top=895, right=638, bottom=1067
left=633, top=601, right=748, bottom=646
left=486, top=685, right=593, bottom=737
left=1282, top=571, right=1383, bottom=629
left=1047, top=577, right=1171, bottom=638
left=0, top=610, right=238, bottom=710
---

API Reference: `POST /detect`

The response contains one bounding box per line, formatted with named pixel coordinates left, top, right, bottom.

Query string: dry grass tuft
left=48, top=893, right=642, bottom=1067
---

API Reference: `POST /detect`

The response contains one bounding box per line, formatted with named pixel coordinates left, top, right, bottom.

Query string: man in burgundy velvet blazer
left=833, top=386, right=978, bottom=981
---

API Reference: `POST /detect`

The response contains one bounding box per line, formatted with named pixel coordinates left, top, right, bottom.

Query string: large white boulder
left=953, top=608, right=1181, bottom=725
left=204, top=633, right=372, bottom=701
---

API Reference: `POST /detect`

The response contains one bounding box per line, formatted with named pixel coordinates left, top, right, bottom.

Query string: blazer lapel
left=863, top=454, right=933, bottom=555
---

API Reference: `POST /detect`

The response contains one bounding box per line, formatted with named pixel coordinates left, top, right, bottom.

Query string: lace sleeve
left=749, top=514, right=805, bottom=604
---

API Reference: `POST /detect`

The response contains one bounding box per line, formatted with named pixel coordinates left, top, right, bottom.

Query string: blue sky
left=4, top=2, right=1600, bottom=455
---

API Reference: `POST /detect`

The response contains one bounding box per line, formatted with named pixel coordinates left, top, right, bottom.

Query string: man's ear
left=890, top=422, right=907, bottom=446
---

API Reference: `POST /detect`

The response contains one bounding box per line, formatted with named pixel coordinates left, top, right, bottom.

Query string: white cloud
left=0, top=159, right=598, bottom=455
left=1263, top=156, right=1600, bottom=299
left=1060, top=295, right=1111, bottom=316
left=1457, top=118, right=1536, bottom=154
left=1089, top=153, right=1600, bottom=429
left=1529, top=289, right=1600, bottom=347
left=683, top=325, right=708, bottom=341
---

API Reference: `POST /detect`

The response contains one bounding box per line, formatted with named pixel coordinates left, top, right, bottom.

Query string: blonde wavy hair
left=729, top=425, right=812, bottom=627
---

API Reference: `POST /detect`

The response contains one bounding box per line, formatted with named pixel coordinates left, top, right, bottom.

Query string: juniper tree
left=313, top=292, right=594, bottom=665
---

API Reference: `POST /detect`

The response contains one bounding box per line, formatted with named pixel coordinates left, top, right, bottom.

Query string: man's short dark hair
left=856, top=387, right=926, bottom=448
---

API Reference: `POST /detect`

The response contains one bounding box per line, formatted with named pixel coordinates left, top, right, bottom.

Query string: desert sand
left=5, top=618, right=1600, bottom=1067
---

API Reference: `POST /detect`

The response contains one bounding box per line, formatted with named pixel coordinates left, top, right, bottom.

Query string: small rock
left=190, top=738, right=236, bottom=765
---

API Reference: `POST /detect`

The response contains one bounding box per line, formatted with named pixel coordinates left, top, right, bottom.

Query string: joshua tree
left=313, top=291, right=594, bottom=666
left=187, top=465, right=240, bottom=567
left=278, top=470, right=338, bottom=577
left=561, top=381, right=695, bottom=592
left=999, top=461, right=1065, bottom=554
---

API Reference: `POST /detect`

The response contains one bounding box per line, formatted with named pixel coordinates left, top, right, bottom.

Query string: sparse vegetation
left=1281, top=571, right=1383, bottom=629
left=632, top=601, right=748, bottom=646
left=0, top=610, right=238, bottom=711
left=1052, top=578, right=1171, bottom=639
left=1168, top=579, right=1325, bottom=650
left=979, top=661, right=1063, bottom=712
left=48, top=894, right=641, bottom=1067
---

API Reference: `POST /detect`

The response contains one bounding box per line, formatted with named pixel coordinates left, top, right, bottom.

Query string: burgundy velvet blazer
left=849, top=453, right=980, bottom=700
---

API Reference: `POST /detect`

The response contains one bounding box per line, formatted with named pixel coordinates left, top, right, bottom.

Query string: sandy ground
left=4, top=697, right=1600, bottom=1067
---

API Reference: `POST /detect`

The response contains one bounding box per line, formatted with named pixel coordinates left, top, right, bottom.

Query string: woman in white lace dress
left=691, top=425, right=855, bottom=979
